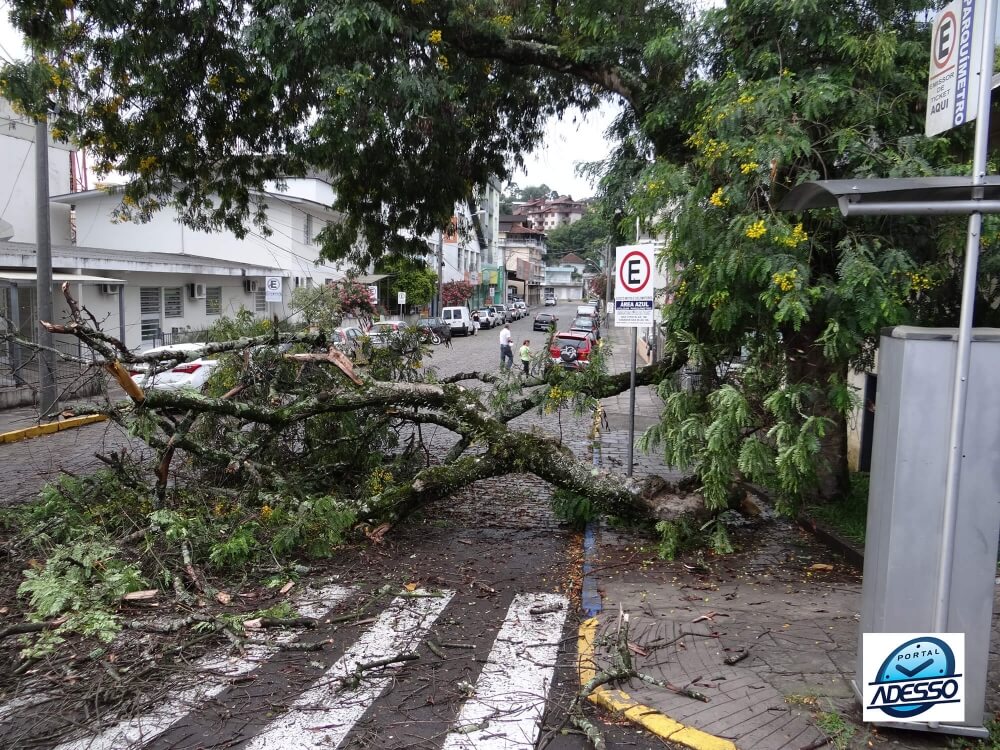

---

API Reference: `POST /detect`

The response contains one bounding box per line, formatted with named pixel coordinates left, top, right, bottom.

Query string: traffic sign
left=926, top=0, right=985, bottom=136
left=614, top=245, right=656, bottom=327
left=397, top=291, right=407, bottom=305
left=264, top=276, right=282, bottom=302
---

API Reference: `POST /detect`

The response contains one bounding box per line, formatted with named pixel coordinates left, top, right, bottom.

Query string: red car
left=548, top=332, right=594, bottom=369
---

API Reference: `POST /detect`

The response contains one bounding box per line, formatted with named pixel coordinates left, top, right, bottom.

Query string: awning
left=352, top=273, right=391, bottom=283
left=0, top=271, right=126, bottom=285
left=778, top=176, right=1000, bottom=216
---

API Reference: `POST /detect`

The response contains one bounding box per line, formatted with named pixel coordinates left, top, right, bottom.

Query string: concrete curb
left=0, top=415, right=108, bottom=444
left=577, top=617, right=738, bottom=750
left=796, top=514, right=865, bottom=568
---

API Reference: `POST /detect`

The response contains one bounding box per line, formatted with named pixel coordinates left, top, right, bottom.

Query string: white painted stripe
left=442, top=592, right=569, bottom=750
left=246, top=589, right=455, bottom=750
left=51, top=583, right=354, bottom=750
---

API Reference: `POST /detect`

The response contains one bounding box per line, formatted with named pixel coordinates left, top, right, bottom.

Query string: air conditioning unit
left=243, top=279, right=259, bottom=294
left=98, top=283, right=120, bottom=295
left=188, top=283, right=207, bottom=299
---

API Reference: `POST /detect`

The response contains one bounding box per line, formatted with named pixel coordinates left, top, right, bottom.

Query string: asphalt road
left=0, top=301, right=668, bottom=750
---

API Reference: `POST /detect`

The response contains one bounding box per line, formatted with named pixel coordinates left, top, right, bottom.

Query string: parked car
left=475, top=308, right=497, bottom=329
left=533, top=312, right=558, bottom=331
left=442, top=306, right=476, bottom=336
left=417, top=317, right=452, bottom=345
left=129, top=342, right=218, bottom=392
left=570, top=315, right=600, bottom=339
left=488, top=305, right=508, bottom=324
left=513, top=301, right=528, bottom=317
left=367, top=320, right=406, bottom=347
left=548, top=332, right=594, bottom=369
left=544, top=296, right=557, bottom=307
left=332, top=326, right=365, bottom=359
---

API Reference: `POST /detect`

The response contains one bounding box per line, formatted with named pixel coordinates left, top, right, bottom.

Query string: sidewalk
left=588, top=316, right=996, bottom=749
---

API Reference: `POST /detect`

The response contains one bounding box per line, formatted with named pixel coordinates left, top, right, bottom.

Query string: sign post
left=397, top=290, right=406, bottom=319
left=614, top=244, right=657, bottom=477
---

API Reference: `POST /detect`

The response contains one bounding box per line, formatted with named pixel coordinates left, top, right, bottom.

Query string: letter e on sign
left=615, top=245, right=656, bottom=301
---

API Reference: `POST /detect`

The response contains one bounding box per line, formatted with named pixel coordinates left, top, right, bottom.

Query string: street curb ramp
left=578, top=617, right=737, bottom=750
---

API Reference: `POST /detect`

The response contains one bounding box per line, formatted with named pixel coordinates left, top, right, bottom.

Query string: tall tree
left=3, top=0, right=978, bottom=510
left=634, top=0, right=988, bottom=508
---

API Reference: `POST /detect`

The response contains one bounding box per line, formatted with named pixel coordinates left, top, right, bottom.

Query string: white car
left=129, top=343, right=219, bottom=392
left=544, top=297, right=556, bottom=306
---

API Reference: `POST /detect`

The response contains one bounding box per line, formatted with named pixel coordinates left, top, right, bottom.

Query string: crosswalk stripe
left=50, top=582, right=354, bottom=750
left=442, top=592, right=569, bottom=750
left=245, top=588, right=455, bottom=750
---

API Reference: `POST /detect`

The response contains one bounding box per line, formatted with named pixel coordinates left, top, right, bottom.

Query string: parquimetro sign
left=614, top=244, right=656, bottom=328
left=926, top=0, right=984, bottom=137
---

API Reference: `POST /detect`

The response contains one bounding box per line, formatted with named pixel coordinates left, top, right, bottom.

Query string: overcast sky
left=0, top=10, right=615, bottom=200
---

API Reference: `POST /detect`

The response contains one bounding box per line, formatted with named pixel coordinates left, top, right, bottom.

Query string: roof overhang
left=0, top=271, right=126, bottom=286
left=778, top=176, right=1000, bottom=216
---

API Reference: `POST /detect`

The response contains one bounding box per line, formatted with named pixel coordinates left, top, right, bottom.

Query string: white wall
left=75, top=272, right=277, bottom=351
left=0, top=99, right=75, bottom=244
left=68, top=188, right=345, bottom=283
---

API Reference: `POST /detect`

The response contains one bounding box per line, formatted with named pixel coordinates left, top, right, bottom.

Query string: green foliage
left=544, top=209, right=610, bottom=262
left=377, top=256, right=437, bottom=308
left=17, top=539, right=147, bottom=655
left=290, top=286, right=344, bottom=331
left=654, top=518, right=694, bottom=560
left=805, top=472, right=870, bottom=546
left=550, top=488, right=598, bottom=530
left=268, top=495, right=357, bottom=558
left=814, top=711, right=856, bottom=750
left=18, top=470, right=149, bottom=544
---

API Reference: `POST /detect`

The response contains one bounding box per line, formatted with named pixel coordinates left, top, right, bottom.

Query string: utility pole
left=435, top=228, right=443, bottom=315
left=35, top=111, right=57, bottom=417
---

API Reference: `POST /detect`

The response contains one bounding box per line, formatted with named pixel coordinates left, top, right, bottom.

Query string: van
left=441, top=306, right=476, bottom=336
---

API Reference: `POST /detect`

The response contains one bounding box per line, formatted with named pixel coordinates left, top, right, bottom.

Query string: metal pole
left=933, top=0, right=998, bottom=634
left=627, top=327, right=637, bottom=477
left=35, top=113, right=57, bottom=417
left=435, top=229, right=443, bottom=316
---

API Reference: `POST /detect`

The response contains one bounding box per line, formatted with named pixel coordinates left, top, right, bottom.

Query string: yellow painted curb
left=0, top=414, right=107, bottom=444
left=578, top=617, right=737, bottom=750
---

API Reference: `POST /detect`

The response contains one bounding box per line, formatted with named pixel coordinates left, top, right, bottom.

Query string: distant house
left=512, top=195, right=586, bottom=231
left=499, top=215, right=547, bottom=305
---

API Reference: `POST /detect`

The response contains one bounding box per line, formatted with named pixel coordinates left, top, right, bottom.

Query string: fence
left=0, top=334, right=105, bottom=408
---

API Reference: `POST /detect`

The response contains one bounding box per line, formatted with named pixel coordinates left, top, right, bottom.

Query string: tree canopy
left=3, top=0, right=986, bottom=508
left=544, top=208, right=609, bottom=264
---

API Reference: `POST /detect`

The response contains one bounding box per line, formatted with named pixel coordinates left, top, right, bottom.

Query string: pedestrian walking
left=499, top=324, right=513, bottom=370
left=519, top=339, right=532, bottom=376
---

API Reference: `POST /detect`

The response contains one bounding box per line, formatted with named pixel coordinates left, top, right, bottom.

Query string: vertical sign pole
left=35, top=113, right=57, bottom=417
left=933, top=0, right=997, bottom=634
left=627, top=327, right=637, bottom=477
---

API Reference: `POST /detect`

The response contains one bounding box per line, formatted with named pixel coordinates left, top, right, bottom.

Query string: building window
left=205, top=286, right=222, bottom=315
left=163, top=287, right=183, bottom=318
left=254, top=289, right=267, bottom=313
left=304, top=214, right=314, bottom=245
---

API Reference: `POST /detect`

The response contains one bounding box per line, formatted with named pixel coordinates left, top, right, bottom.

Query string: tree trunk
left=786, top=330, right=849, bottom=503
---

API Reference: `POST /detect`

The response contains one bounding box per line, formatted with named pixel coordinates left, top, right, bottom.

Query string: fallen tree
left=1, top=288, right=692, bottom=652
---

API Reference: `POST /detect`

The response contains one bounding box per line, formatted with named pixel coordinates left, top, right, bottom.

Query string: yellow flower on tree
left=428, top=29, right=442, bottom=44
left=745, top=220, right=767, bottom=239
left=772, top=268, right=798, bottom=292
left=739, top=162, right=759, bottom=175
left=779, top=222, right=808, bottom=247
left=709, top=187, right=728, bottom=207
